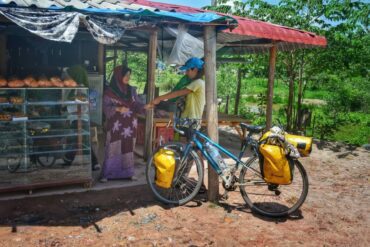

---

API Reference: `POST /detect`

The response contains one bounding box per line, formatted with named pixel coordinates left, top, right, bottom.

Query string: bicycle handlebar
left=172, top=118, right=185, bottom=135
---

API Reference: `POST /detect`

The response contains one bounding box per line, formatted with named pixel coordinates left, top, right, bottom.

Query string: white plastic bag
left=166, top=25, right=204, bottom=65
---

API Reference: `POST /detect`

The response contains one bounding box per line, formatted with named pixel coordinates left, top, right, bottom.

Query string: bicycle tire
left=5, top=139, right=23, bottom=173
left=239, top=156, right=309, bottom=217
left=146, top=144, right=204, bottom=206
left=37, top=154, right=56, bottom=167
left=7, top=157, right=21, bottom=173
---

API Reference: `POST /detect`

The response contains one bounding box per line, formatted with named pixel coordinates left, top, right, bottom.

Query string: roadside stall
left=0, top=1, right=236, bottom=193
left=0, top=0, right=326, bottom=201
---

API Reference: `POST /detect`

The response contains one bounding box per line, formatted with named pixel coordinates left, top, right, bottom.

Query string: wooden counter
left=137, top=112, right=250, bottom=155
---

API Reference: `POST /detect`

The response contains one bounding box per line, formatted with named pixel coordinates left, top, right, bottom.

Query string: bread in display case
left=0, top=87, right=92, bottom=192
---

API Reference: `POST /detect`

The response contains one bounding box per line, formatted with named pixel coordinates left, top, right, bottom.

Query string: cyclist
left=148, top=57, right=207, bottom=193
left=148, top=57, right=205, bottom=120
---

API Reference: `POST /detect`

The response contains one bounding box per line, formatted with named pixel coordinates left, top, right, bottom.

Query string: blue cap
left=179, top=57, right=204, bottom=71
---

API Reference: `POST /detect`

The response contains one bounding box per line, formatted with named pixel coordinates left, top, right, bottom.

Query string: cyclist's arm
left=152, top=88, right=191, bottom=105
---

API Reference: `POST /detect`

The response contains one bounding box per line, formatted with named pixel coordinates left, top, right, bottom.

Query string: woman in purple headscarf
left=101, top=66, right=149, bottom=182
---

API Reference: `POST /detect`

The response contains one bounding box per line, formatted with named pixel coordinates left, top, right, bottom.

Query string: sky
left=150, top=0, right=280, bottom=9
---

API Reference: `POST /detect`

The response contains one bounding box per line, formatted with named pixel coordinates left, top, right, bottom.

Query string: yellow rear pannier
left=153, top=149, right=176, bottom=189
left=259, top=144, right=293, bottom=185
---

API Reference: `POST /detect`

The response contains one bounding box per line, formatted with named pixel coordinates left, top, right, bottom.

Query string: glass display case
left=0, top=87, right=92, bottom=192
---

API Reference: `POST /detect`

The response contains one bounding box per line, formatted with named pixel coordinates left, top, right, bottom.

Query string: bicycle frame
left=180, top=129, right=258, bottom=175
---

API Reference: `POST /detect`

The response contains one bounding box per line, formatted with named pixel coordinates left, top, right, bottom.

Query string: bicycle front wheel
left=239, top=156, right=309, bottom=217
left=146, top=146, right=203, bottom=206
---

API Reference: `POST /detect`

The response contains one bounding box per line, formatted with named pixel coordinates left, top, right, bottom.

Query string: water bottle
left=205, top=142, right=228, bottom=173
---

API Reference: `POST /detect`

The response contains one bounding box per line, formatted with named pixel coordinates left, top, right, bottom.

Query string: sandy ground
left=0, top=128, right=369, bottom=247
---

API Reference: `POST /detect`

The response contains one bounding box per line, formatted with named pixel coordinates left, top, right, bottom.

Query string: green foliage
left=312, top=108, right=339, bottom=140
left=208, top=0, right=369, bottom=145
left=156, top=67, right=183, bottom=94
left=105, top=50, right=147, bottom=93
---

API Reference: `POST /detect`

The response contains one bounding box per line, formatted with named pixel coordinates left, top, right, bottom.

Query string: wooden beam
left=234, top=68, right=242, bottom=115
left=266, top=45, right=277, bottom=129
left=204, top=26, right=219, bottom=202
left=216, top=58, right=251, bottom=64
left=144, top=30, right=157, bottom=160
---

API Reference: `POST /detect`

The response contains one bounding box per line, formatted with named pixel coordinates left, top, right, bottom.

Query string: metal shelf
left=29, top=143, right=91, bottom=155
left=26, top=101, right=88, bottom=106
left=27, top=129, right=90, bottom=139
left=0, top=87, right=87, bottom=90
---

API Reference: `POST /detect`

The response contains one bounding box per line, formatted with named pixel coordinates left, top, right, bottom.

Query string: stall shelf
left=0, top=87, right=92, bottom=193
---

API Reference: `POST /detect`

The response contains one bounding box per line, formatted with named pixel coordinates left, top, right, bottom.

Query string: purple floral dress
left=102, top=86, right=145, bottom=179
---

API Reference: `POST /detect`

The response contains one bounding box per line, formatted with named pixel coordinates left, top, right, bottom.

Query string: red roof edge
left=130, top=0, right=327, bottom=47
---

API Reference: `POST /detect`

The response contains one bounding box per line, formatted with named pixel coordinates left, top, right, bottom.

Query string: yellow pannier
left=259, top=144, right=293, bottom=185
left=260, top=131, right=313, bottom=157
left=153, top=148, right=176, bottom=189
left=284, top=133, right=312, bottom=157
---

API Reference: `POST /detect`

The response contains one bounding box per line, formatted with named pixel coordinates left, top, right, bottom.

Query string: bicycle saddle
left=240, top=123, right=265, bottom=133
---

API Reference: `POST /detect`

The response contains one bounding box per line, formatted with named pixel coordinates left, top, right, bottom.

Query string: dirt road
left=0, top=139, right=369, bottom=246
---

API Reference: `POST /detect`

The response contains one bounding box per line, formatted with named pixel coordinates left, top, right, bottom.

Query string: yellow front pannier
left=259, top=144, right=293, bottom=185
left=153, top=149, right=176, bottom=189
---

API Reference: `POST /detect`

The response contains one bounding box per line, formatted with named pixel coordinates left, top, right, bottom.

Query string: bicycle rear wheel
left=146, top=145, right=203, bottom=206
left=239, top=156, right=309, bottom=217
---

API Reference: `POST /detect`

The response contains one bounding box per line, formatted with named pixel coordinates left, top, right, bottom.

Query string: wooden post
left=266, top=45, right=277, bottom=129
left=204, top=26, right=219, bottom=202
left=144, top=30, right=157, bottom=160
left=297, top=51, right=305, bottom=130
left=234, top=68, right=242, bottom=115
left=97, top=43, right=104, bottom=75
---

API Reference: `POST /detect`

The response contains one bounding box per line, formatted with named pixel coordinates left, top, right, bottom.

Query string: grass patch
left=333, top=124, right=370, bottom=145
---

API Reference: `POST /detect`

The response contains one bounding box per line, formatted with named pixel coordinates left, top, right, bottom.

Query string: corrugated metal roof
left=0, top=0, right=152, bottom=11
left=0, top=0, right=236, bottom=25
left=131, top=0, right=327, bottom=48
left=0, top=0, right=327, bottom=50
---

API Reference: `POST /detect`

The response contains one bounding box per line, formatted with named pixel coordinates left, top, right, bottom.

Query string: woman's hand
left=144, top=103, right=155, bottom=110
left=116, top=106, right=129, bottom=113
left=152, top=98, right=161, bottom=105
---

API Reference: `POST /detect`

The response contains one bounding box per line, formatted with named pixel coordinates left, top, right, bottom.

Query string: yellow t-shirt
left=181, top=79, right=205, bottom=119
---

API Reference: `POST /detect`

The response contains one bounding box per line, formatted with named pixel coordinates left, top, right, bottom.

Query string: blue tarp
left=46, top=6, right=236, bottom=25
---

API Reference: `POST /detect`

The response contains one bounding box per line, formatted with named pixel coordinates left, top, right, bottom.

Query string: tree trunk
left=225, top=95, right=229, bottom=114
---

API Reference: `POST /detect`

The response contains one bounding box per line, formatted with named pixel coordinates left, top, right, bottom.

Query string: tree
left=207, top=0, right=369, bottom=138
